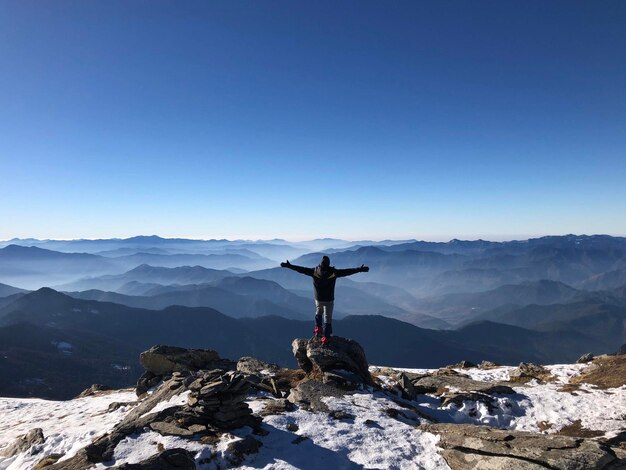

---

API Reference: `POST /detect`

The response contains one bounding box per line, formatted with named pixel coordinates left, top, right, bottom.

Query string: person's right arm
left=280, top=260, right=314, bottom=277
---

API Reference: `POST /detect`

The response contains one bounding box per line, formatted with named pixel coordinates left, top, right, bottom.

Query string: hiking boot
left=321, top=336, right=331, bottom=346
left=314, top=325, right=322, bottom=337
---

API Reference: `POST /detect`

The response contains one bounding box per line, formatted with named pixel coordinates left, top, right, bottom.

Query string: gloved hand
left=360, top=264, right=369, bottom=272
left=280, top=260, right=292, bottom=268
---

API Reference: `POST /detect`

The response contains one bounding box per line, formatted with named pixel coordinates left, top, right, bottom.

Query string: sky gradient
left=1, top=1, right=625, bottom=241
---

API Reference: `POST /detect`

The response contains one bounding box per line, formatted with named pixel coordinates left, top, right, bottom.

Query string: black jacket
left=285, top=264, right=362, bottom=301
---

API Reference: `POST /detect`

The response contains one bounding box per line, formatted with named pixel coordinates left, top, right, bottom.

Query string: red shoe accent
left=321, top=336, right=330, bottom=345
left=314, top=325, right=322, bottom=336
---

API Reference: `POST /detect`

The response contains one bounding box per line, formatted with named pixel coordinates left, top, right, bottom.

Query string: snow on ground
left=91, top=390, right=449, bottom=470
left=392, top=363, right=626, bottom=436
left=235, top=392, right=449, bottom=470
left=0, top=390, right=137, bottom=470
left=2, top=362, right=626, bottom=470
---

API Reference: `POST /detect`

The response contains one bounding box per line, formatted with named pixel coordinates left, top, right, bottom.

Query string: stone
left=446, top=360, right=477, bottom=369
left=114, top=448, right=196, bottom=469
left=237, top=357, right=280, bottom=375
left=329, top=410, right=355, bottom=420
left=33, top=454, right=64, bottom=469
left=259, top=398, right=295, bottom=416
left=140, top=345, right=233, bottom=376
left=287, top=379, right=345, bottom=412
left=292, top=338, right=312, bottom=373
left=577, top=352, right=595, bottom=364
left=286, top=422, right=299, bottom=432
left=76, top=384, right=111, bottom=398
left=0, top=428, right=45, bottom=458
left=292, top=336, right=373, bottom=385
left=423, top=423, right=619, bottom=470
left=396, top=372, right=418, bottom=400
left=149, top=421, right=194, bottom=437
left=227, top=436, right=262, bottom=458
left=187, top=424, right=207, bottom=434
left=478, top=360, right=501, bottom=369
left=412, top=374, right=515, bottom=396
left=136, top=371, right=161, bottom=396
left=509, top=363, right=554, bottom=384
left=107, top=402, right=136, bottom=413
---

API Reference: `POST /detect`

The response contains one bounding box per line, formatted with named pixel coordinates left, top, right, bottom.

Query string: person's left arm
left=335, top=265, right=369, bottom=278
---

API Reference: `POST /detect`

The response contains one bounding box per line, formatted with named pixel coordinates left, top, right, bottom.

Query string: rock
left=287, top=379, right=345, bottom=412
left=139, top=345, right=234, bottom=376
left=509, top=363, right=554, bottom=384
left=619, top=343, right=626, bottom=355
left=149, top=421, right=194, bottom=437
left=0, top=428, right=45, bottom=458
left=136, top=371, right=161, bottom=396
left=423, top=423, right=619, bottom=470
left=114, top=448, right=196, bottom=469
left=259, top=398, right=295, bottom=416
left=329, top=410, right=355, bottom=420
left=577, top=353, right=595, bottom=364
left=226, top=436, right=262, bottom=461
left=396, top=372, right=418, bottom=400
left=187, top=424, right=207, bottom=434
left=478, top=360, right=501, bottom=369
left=412, top=374, right=515, bottom=396
left=440, top=392, right=499, bottom=413
left=447, top=360, right=477, bottom=369
left=292, top=338, right=312, bottom=373
left=292, top=336, right=373, bottom=385
left=76, top=384, right=111, bottom=398
left=33, top=454, right=64, bottom=469
left=286, top=422, right=299, bottom=432
left=237, top=357, right=280, bottom=375
left=107, top=402, right=136, bottom=413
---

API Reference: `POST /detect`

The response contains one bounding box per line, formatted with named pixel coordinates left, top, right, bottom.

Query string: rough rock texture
left=508, top=362, right=554, bottom=384
left=182, top=369, right=257, bottom=430
left=410, top=369, right=515, bottom=396
left=577, top=353, right=595, bottom=364
left=292, top=336, right=373, bottom=386
left=237, top=357, right=280, bottom=375
left=139, top=345, right=235, bottom=376
left=287, top=379, right=346, bottom=412
left=76, top=384, right=111, bottom=398
left=113, top=448, right=196, bottom=469
left=0, top=428, right=45, bottom=458
left=423, top=423, right=622, bottom=470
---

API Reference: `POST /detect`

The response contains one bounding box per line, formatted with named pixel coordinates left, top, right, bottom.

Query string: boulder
left=139, top=345, right=234, bottom=376
left=287, top=379, right=346, bottom=412
left=478, top=360, right=501, bottom=369
left=412, top=373, right=515, bottom=396
left=114, top=448, right=196, bottom=469
left=509, top=362, right=554, bottom=384
left=422, top=423, right=620, bottom=470
left=577, top=353, right=595, bottom=364
left=0, top=428, right=45, bottom=458
left=446, top=360, right=477, bottom=369
left=237, top=357, right=280, bottom=375
left=76, top=384, right=111, bottom=398
left=292, top=336, right=373, bottom=386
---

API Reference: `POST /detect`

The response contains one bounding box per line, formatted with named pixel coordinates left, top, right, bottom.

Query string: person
left=280, top=255, right=369, bottom=344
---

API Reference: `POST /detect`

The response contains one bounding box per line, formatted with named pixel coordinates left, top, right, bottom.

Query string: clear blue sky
left=1, top=1, right=625, bottom=241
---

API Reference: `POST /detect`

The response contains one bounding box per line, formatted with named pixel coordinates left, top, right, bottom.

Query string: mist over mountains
left=1, top=234, right=626, bottom=398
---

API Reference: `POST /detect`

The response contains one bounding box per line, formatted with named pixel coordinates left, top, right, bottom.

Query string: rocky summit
left=2, top=339, right=626, bottom=469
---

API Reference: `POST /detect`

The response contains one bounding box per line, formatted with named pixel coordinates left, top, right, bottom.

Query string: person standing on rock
left=280, top=255, right=369, bottom=345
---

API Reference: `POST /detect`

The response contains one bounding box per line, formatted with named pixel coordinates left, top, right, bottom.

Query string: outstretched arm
left=280, top=260, right=314, bottom=277
left=335, top=264, right=369, bottom=278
